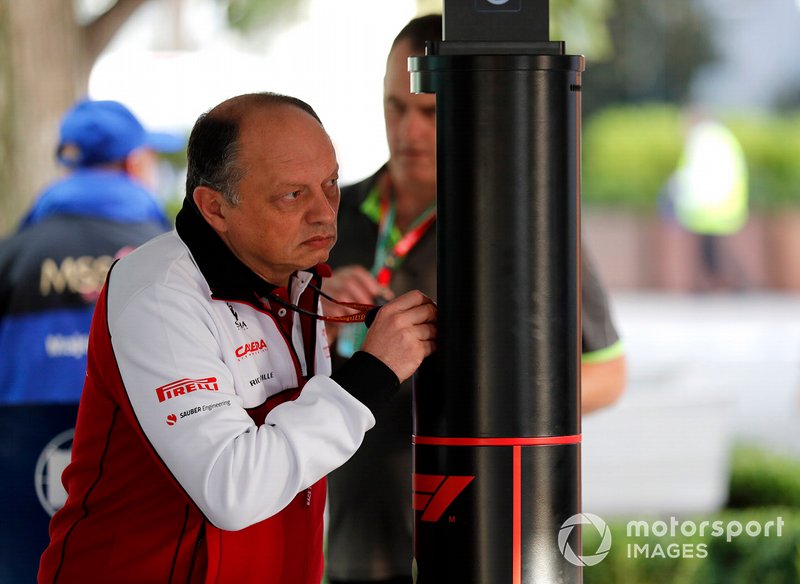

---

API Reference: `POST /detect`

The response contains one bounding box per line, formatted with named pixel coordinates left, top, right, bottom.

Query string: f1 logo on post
left=475, top=0, right=522, bottom=12
left=413, top=474, right=475, bottom=522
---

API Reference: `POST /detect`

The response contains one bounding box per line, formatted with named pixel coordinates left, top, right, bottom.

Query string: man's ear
left=193, top=186, right=229, bottom=233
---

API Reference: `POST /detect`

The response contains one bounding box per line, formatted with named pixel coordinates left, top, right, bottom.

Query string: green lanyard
left=372, top=194, right=397, bottom=275
left=372, top=191, right=436, bottom=287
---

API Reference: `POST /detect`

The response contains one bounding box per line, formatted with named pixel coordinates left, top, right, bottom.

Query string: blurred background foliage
left=727, top=114, right=800, bottom=211
left=581, top=0, right=715, bottom=116
left=582, top=104, right=683, bottom=212
left=4, top=0, right=798, bottom=233
left=223, top=0, right=309, bottom=34
left=582, top=105, right=800, bottom=212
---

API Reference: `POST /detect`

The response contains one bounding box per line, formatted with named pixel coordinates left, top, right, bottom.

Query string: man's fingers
left=339, top=278, right=378, bottom=305
left=344, top=267, right=382, bottom=298
left=415, top=323, right=437, bottom=342
left=420, top=340, right=436, bottom=358
left=382, top=290, right=435, bottom=313
left=371, top=300, right=436, bottom=331
left=359, top=288, right=438, bottom=382
left=404, top=302, right=437, bottom=326
left=324, top=265, right=390, bottom=305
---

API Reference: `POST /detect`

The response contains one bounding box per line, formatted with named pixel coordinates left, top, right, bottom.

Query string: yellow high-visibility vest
left=675, top=120, right=748, bottom=235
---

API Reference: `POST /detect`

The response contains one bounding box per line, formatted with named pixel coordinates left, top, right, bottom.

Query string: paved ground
left=609, top=291, right=800, bottom=455
left=581, top=292, right=800, bottom=517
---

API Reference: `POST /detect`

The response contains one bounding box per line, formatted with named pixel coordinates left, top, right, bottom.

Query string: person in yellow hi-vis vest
left=673, top=109, right=749, bottom=291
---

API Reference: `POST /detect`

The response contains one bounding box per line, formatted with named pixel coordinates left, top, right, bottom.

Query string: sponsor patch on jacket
left=156, top=377, right=219, bottom=403
left=166, top=400, right=232, bottom=426
left=249, top=371, right=275, bottom=387
left=235, top=339, right=268, bottom=360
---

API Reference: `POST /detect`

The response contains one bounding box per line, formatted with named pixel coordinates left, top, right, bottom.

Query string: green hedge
left=582, top=104, right=800, bottom=212
left=583, top=104, right=682, bottom=211
left=726, top=115, right=800, bottom=211
left=728, top=445, right=800, bottom=509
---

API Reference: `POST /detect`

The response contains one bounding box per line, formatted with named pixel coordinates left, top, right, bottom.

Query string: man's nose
left=400, top=110, right=428, bottom=141
left=307, top=188, right=337, bottom=224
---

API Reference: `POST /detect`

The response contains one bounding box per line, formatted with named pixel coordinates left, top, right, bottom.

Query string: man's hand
left=322, top=266, right=393, bottom=316
left=321, top=266, right=393, bottom=342
left=360, top=290, right=437, bottom=383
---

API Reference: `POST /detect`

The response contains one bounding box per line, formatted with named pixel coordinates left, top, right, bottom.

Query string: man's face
left=219, top=106, right=340, bottom=286
left=384, top=39, right=437, bottom=191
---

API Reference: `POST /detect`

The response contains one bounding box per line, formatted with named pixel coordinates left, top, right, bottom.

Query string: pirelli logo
left=156, top=377, right=219, bottom=403
left=413, top=473, right=474, bottom=522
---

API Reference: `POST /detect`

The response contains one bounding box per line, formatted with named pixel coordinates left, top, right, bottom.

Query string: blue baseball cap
left=56, top=98, right=184, bottom=168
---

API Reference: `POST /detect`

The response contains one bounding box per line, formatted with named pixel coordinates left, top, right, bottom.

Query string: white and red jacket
left=39, top=202, right=399, bottom=584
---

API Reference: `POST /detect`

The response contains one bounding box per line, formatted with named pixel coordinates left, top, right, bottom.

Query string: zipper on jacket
left=301, top=486, right=312, bottom=581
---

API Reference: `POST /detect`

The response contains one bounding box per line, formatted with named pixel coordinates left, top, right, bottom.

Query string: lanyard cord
left=373, top=191, right=436, bottom=287
left=263, top=284, right=376, bottom=324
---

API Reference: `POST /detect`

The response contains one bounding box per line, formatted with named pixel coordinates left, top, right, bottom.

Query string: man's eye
left=284, top=190, right=301, bottom=200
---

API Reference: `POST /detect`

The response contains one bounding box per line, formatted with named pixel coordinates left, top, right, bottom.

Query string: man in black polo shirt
left=322, top=14, right=627, bottom=584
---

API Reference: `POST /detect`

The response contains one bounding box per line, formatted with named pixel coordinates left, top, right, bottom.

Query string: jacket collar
left=175, top=196, right=278, bottom=304
left=175, top=197, right=322, bottom=304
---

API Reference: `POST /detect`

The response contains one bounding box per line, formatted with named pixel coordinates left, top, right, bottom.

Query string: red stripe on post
left=413, top=435, right=582, bottom=447
left=513, top=445, right=521, bottom=584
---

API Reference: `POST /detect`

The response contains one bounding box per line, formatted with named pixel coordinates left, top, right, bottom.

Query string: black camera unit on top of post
left=437, top=0, right=563, bottom=55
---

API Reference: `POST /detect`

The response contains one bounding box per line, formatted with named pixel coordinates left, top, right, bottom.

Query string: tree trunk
left=0, top=0, right=148, bottom=236
left=0, top=0, right=85, bottom=234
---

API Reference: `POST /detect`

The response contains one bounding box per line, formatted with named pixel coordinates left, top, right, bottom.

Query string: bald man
left=39, top=92, right=436, bottom=584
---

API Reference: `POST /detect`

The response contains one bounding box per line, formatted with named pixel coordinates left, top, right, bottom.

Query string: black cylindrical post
left=410, top=2, right=584, bottom=582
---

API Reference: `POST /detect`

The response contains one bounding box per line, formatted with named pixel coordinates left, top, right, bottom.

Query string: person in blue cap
left=0, top=98, right=184, bottom=404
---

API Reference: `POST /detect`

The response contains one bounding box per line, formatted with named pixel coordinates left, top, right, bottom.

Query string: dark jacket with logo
left=0, top=170, right=169, bottom=404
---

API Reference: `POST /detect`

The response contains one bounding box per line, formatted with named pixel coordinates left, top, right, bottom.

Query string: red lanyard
left=374, top=194, right=436, bottom=287
left=264, top=285, right=376, bottom=324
